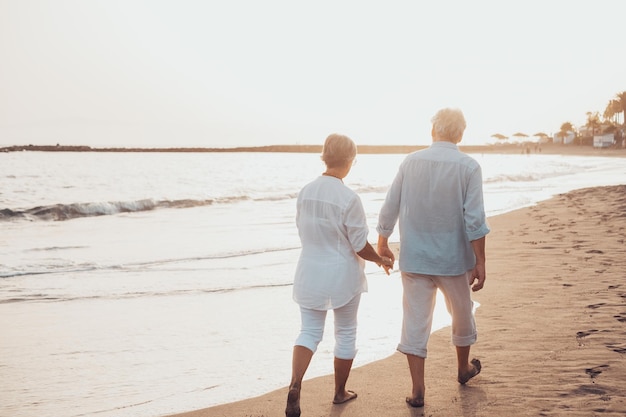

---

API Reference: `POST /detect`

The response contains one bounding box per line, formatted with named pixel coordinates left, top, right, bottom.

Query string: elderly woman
left=285, top=134, right=393, bottom=417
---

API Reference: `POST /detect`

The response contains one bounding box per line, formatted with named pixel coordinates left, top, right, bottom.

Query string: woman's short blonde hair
left=430, top=108, right=466, bottom=143
left=321, top=133, right=357, bottom=168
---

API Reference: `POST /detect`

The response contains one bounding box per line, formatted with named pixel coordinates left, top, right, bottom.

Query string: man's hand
left=377, top=235, right=396, bottom=275
left=469, top=263, right=486, bottom=292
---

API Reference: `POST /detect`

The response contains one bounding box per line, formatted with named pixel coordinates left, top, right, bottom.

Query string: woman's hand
left=357, top=242, right=393, bottom=275
left=378, top=256, right=394, bottom=275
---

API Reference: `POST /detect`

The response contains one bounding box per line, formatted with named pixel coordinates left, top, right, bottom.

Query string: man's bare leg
left=405, top=354, right=425, bottom=407
left=456, top=345, right=481, bottom=384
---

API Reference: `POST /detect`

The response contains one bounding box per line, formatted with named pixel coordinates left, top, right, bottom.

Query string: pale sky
left=1, top=0, right=625, bottom=148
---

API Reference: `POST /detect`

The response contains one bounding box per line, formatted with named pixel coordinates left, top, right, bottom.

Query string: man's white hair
left=431, top=108, right=466, bottom=142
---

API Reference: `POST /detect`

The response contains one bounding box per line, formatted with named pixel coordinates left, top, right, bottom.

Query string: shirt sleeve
left=344, top=194, right=369, bottom=252
left=376, top=163, right=404, bottom=238
left=464, top=165, right=490, bottom=241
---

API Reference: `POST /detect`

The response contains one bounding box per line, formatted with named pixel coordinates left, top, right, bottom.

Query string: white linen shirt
left=293, top=175, right=369, bottom=310
left=376, top=141, right=490, bottom=276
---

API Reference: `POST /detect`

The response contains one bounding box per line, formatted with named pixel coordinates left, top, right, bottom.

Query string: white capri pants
left=397, top=271, right=477, bottom=358
left=295, top=294, right=361, bottom=360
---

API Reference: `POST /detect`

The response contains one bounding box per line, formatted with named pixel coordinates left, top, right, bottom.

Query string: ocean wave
left=482, top=167, right=584, bottom=183
left=352, top=184, right=391, bottom=194
left=0, top=199, right=164, bottom=221
left=0, top=193, right=303, bottom=222
left=0, top=245, right=301, bottom=279
left=483, top=173, right=542, bottom=183
left=0, top=283, right=294, bottom=304
left=0, top=265, right=100, bottom=279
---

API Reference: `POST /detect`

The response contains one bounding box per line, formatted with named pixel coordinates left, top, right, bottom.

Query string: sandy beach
left=3, top=142, right=626, bottom=158
left=166, top=182, right=626, bottom=417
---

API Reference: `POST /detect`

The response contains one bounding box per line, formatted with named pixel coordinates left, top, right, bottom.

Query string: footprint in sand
left=586, top=249, right=605, bottom=254
left=613, top=313, right=626, bottom=323
left=585, top=364, right=609, bottom=379
left=576, top=330, right=599, bottom=339
left=606, top=344, right=626, bottom=354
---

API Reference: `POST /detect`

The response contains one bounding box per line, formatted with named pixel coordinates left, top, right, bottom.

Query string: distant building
left=553, top=131, right=575, bottom=145
left=537, top=135, right=551, bottom=144
left=593, top=134, right=614, bottom=148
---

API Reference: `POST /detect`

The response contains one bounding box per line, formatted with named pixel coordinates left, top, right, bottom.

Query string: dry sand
left=4, top=142, right=626, bottom=158
left=167, top=184, right=626, bottom=417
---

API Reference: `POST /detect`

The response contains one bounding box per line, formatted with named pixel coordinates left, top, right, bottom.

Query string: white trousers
left=295, top=294, right=361, bottom=360
left=397, top=271, right=477, bottom=358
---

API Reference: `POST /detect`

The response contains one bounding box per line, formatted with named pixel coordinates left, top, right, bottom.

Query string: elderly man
left=376, top=108, right=490, bottom=407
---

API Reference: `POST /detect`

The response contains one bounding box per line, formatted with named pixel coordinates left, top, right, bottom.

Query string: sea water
left=1, top=150, right=625, bottom=417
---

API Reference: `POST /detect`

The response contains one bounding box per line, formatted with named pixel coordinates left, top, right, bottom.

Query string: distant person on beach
left=286, top=133, right=394, bottom=417
left=376, top=108, right=490, bottom=407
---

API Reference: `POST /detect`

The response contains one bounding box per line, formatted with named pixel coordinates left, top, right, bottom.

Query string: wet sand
left=167, top=184, right=626, bottom=417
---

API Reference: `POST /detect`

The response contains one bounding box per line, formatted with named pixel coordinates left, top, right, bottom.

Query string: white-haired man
left=376, top=108, right=490, bottom=407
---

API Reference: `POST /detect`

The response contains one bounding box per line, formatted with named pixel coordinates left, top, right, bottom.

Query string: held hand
left=379, top=246, right=395, bottom=263
left=378, top=256, right=394, bottom=275
left=376, top=241, right=395, bottom=276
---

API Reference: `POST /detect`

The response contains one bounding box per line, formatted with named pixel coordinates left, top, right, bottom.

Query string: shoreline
left=2, top=143, right=626, bottom=157
left=166, top=184, right=626, bottom=417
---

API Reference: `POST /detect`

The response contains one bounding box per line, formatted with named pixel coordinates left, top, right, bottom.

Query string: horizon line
left=0, top=143, right=537, bottom=154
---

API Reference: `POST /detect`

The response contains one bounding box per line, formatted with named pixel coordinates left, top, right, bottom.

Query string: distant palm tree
left=557, top=122, right=574, bottom=144
left=612, top=100, right=623, bottom=124
left=616, top=91, right=626, bottom=126
left=585, top=111, right=600, bottom=136
left=604, top=100, right=617, bottom=123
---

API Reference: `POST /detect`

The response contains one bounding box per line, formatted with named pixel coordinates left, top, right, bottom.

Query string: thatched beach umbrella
left=532, top=132, right=549, bottom=143
left=490, top=133, right=508, bottom=141
left=512, top=132, right=529, bottom=139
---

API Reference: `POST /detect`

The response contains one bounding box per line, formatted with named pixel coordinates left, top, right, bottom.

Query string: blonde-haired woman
left=286, top=134, right=393, bottom=417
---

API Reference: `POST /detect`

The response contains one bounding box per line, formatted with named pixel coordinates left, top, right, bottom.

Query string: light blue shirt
left=376, top=141, right=490, bottom=276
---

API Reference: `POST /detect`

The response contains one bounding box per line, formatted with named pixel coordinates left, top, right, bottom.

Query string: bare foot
left=405, top=396, right=425, bottom=407
left=285, top=387, right=301, bottom=417
left=332, top=390, right=357, bottom=404
left=458, top=358, right=482, bottom=385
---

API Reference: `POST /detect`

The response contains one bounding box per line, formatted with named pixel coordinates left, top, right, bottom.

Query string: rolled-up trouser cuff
left=396, top=344, right=427, bottom=358
left=452, top=333, right=477, bottom=347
